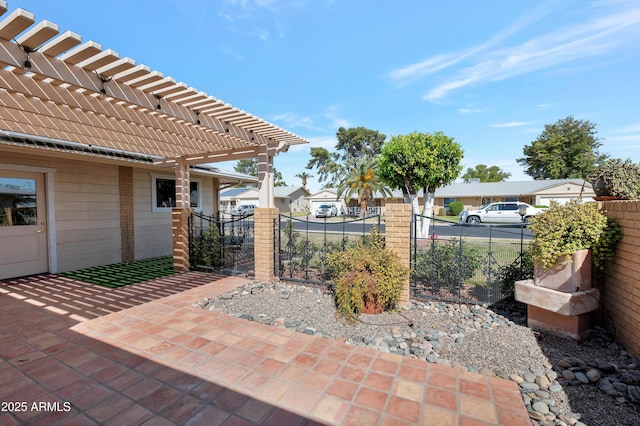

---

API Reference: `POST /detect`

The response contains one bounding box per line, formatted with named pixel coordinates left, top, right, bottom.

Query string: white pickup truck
left=458, top=202, right=546, bottom=224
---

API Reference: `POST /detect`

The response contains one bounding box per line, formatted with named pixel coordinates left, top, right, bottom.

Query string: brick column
left=118, top=166, right=134, bottom=262
left=385, top=203, right=413, bottom=307
left=172, top=208, right=191, bottom=272
left=254, top=207, right=279, bottom=282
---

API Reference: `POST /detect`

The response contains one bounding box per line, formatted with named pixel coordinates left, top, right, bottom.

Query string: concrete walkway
left=0, top=273, right=530, bottom=425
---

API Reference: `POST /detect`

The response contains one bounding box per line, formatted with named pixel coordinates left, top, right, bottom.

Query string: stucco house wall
left=0, top=148, right=230, bottom=276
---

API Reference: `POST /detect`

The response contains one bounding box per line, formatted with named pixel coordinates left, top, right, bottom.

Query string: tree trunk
left=419, top=188, right=435, bottom=238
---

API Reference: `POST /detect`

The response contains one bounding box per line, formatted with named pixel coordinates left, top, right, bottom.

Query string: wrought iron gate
left=274, top=214, right=382, bottom=286
left=411, top=214, right=531, bottom=305
left=189, top=211, right=254, bottom=275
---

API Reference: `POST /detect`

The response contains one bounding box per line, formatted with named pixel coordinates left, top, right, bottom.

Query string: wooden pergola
left=0, top=4, right=307, bottom=270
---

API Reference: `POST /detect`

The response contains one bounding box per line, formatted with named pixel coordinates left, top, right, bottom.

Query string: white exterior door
left=0, top=170, right=48, bottom=279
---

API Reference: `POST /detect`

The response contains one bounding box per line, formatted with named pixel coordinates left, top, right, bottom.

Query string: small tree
left=378, top=131, right=463, bottom=237
left=337, top=157, right=392, bottom=217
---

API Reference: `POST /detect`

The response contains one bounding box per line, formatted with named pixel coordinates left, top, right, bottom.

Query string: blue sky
left=14, top=0, right=640, bottom=193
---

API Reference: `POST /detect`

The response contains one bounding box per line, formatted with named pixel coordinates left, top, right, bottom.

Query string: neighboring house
left=221, top=186, right=310, bottom=214
left=220, top=187, right=259, bottom=214
left=0, top=6, right=306, bottom=280
left=434, top=179, right=595, bottom=214
left=307, top=189, right=349, bottom=216
left=274, top=186, right=310, bottom=213
left=313, top=179, right=595, bottom=216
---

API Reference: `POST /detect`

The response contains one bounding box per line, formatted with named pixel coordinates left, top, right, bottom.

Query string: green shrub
left=529, top=200, right=622, bottom=270
left=447, top=201, right=464, bottom=216
left=497, top=249, right=534, bottom=297
left=325, top=227, right=408, bottom=321
left=414, top=238, right=482, bottom=291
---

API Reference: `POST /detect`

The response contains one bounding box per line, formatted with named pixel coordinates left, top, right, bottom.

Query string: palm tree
left=295, top=171, right=313, bottom=190
left=337, top=157, right=392, bottom=217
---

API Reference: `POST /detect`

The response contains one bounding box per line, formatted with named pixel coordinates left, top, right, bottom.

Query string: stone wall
left=600, top=200, right=640, bottom=356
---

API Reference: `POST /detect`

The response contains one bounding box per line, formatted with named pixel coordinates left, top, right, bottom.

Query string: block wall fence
left=600, top=200, right=640, bottom=357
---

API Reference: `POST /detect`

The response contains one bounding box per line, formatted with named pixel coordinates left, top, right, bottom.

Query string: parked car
left=315, top=204, right=338, bottom=218
left=458, top=202, right=546, bottom=224
left=233, top=204, right=257, bottom=216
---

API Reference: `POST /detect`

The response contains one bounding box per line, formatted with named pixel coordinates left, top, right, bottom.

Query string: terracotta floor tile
left=429, top=362, right=459, bottom=377
left=342, top=405, right=381, bottom=426
left=162, top=394, right=205, bottom=424
left=183, top=406, right=231, bottom=426
left=364, top=371, right=394, bottom=392
left=459, top=379, right=491, bottom=400
left=393, top=379, right=425, bottom=402
left=300, top=370, right=332, bottom=392
left=346, top=352, right=374, bottom=369
left=199, top=341, right=226, bottom=356
left=259, top=378, right=293, bottom=402
left=314, top=358, right=342, bottom=375
left=325, top=345, right=353, bottom=362
left=188, top=381, right=225, bottom=402
left=121, top=378, right=165, bottom=401
left=354, top=387, right=389, bottom=411
left=269, top=346, right=298, bottom=363
left=338, top=364, right=367, bottom=383
left=139, top=387, right=184, bottom=413
left=312, top=395, right=349, bottom=424
left=398, top=364, right=427, bottom=383
left=213, top=389, right=250, bottom=412
left=84, top=393, right=133, bottom=423
left=280, top=385, right=322, bottom=413
left=233, top=351, right=264, bottom=368
left=371, top=357, right=400, bottom=375
left=215, top=364, right=249, bottom=385
left=422, top=405, right=458, bottom=426
left=427, top=371, right=458, bottom=392
left=291, top=352, right=319, bottom=369
left=103, top=404, right=153, bottom=425
left=255, top=358, right=285, bottom=377
left=425, top=387, right=457, bottom=411
left=278, top=364, right=308, bottom=383
left=169, top=373, right=205, bottom=392
left=235, top=398, right=275, bottom=424
left=386, top=395, right=421, bottom=423
left=237, top=370, right=270, bottom=391
left=250, top=341, right=277, bottom=357
left=459, top=395, right=498, bottom=424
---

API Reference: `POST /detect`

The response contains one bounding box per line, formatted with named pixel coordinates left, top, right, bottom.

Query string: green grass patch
left=61, top=256, right=175, bottom=288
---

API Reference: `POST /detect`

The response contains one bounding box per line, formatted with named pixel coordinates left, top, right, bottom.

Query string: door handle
left=36, top=229, right=46, bottom=233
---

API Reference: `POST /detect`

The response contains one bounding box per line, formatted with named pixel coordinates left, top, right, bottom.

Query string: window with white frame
left=151, top=175, right=201, bottom=212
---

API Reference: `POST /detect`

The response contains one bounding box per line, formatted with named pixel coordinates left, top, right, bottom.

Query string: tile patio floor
left=0, top=272, right=530, bottom=425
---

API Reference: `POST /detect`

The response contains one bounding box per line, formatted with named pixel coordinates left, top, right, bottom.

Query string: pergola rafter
left=0, top=3, right=307, bottom=272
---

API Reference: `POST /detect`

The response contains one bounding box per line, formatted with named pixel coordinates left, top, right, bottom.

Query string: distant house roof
left=310, top=180, right=592, bottom=200
left=273, top=186, right=310, bottom=198
left=435, top=179, right=591, bottom=198
left=220, top=187, right=256, bottom=198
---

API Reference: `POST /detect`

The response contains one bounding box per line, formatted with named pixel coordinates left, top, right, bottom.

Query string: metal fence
left=274, top=214, right=382, bottom=285
left=411, top=214, right=530, bottom=305
left=189, top=211, right=254, bottom=275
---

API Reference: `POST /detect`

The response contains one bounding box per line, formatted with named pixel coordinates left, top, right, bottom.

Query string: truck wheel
left=466, top=216, right=480, bottom=225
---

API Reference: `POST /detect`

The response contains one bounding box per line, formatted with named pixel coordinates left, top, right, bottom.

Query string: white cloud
left=424, top=4, right=640, bottom=101
left=491, top=121, right=532, bottom=128
left=458, top=108, right=487, bottom=114
left=389, top=1, right=640, bottom=101
left=388, top=0, right=558, bottom=87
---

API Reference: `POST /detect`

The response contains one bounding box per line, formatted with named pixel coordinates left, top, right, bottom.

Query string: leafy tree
left=234, top=158, right=287, bottom=187
left=462, top=164, right=511, bottom=182
left=306, top=127, right=386, bottom=187
left=517, top=116, right=607, bottom=179
left=294, top=171, right=313, bottom=190
left=306, top=147, right=340, bottom=187
left=336, top=157, right=392, bottom=217
left=378, top=131, right=463, bottom=237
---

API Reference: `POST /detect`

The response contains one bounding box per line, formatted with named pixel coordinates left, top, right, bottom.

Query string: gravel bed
left=195, top=281, right=640, bottom=426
